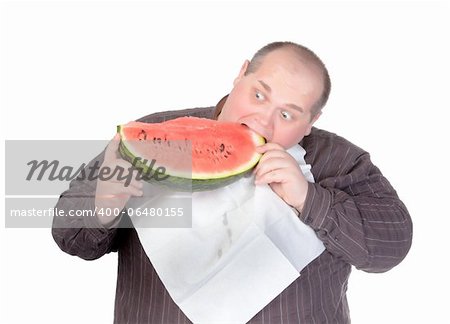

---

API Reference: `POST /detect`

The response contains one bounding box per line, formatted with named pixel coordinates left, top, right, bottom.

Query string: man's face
left=218, top=49, right=323, bottom=148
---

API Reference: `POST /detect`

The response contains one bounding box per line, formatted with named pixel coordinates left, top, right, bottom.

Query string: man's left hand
left=254, top=143, right=309, bottom=212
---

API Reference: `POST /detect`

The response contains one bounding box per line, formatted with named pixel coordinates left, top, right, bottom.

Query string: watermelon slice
left=117, top=116, right=265, bottom=191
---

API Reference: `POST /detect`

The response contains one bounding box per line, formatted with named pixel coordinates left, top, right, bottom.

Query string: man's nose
left=254, top=107, right=275, bottom=139
left=256, top=106, right=275, bottom=127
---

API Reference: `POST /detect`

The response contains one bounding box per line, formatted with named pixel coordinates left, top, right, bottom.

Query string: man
left=52, top=41, right=412, bottom=323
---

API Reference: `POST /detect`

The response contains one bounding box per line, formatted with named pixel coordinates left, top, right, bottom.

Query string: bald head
left=245, top=42, right=331, bottom=117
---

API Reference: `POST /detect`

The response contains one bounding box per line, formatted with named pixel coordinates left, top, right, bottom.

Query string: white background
left=1, top=1, right=449, bottom=323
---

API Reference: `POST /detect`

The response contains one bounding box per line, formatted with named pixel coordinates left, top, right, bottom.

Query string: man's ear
left=305, top=111, right=322, bottom=136
left=233, top=60, right=250, bottom=86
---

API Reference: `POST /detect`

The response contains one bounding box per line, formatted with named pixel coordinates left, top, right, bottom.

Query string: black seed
left=138, top=130, right=147, bottom=141
left=219, top=143, right=225, bottom=152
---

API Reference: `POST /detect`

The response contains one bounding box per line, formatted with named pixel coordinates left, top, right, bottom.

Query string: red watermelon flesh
left=117, top=117, right=265, bottom=182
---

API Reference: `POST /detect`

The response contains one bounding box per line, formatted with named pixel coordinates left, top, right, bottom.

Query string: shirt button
left=304, top=216, right=312, bottom=224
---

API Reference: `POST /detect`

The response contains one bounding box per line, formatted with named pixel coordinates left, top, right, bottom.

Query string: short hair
left=245, top=41, right=331, bottom=118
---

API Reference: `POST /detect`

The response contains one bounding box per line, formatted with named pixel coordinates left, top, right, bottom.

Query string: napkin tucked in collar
left=129, top=145, right=325, bottom=324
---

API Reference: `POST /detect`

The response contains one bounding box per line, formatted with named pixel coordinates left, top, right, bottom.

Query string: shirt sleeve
left=51, top=107, right=215, bottom=260
left=51, top=150, right=123, bottom=260
left=299, top=131, right=413, bottom=273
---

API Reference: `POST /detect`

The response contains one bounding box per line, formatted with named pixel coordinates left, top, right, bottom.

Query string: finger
left=258, top=150, right=293, bottom=165
left=104, top=133, right=121, bottom=162
left=255, top=166, right=284, bottom=182
left=124, top=185, right=144, bottom=197
left=101, top=160, right=137, bottom=183
left=255, top=156, right=295, bottom=176
left=95, top=193, right=130, bottom=199
left=255, top=144, right=294, bottom=168
left=255, top=168, right=287, bottom=185
left=254, top=148, right=291, bottom=174
left=110, top=176, right=143, bottom=191
left=123, top=169, right=145, bottom=190
left=105, top=172, right=145, bottom=192
left=256, top=142, right=285, bottom=153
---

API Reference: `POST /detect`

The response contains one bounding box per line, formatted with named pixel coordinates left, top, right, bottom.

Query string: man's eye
left=281, top=110, right=292, bottom=120
left=255, top=91, right=265, bottom=101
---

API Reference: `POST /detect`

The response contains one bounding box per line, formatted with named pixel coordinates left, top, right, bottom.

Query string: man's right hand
left=95, top=133, right=143, bottom=226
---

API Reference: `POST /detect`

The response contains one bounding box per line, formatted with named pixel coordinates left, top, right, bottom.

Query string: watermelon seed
left=138, top=130, right=147, bottom=141
left=219, top=143, right=225, bottom=152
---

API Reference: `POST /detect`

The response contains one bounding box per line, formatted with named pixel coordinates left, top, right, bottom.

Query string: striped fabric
left=52, top=104, right=412, bottom=323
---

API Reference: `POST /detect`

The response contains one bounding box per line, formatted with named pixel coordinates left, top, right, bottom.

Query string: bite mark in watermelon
left=117, top=116, right=265, bottom=191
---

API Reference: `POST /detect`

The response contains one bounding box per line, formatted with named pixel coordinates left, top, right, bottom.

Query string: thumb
left=104, top=133, right=120, bottom=162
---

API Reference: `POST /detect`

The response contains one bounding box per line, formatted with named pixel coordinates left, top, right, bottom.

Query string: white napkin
left=129, top=145, right=325, bottom=324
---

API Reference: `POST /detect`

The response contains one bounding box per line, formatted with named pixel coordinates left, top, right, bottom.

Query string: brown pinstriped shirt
left=52, top=102, right=413, bottom=323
